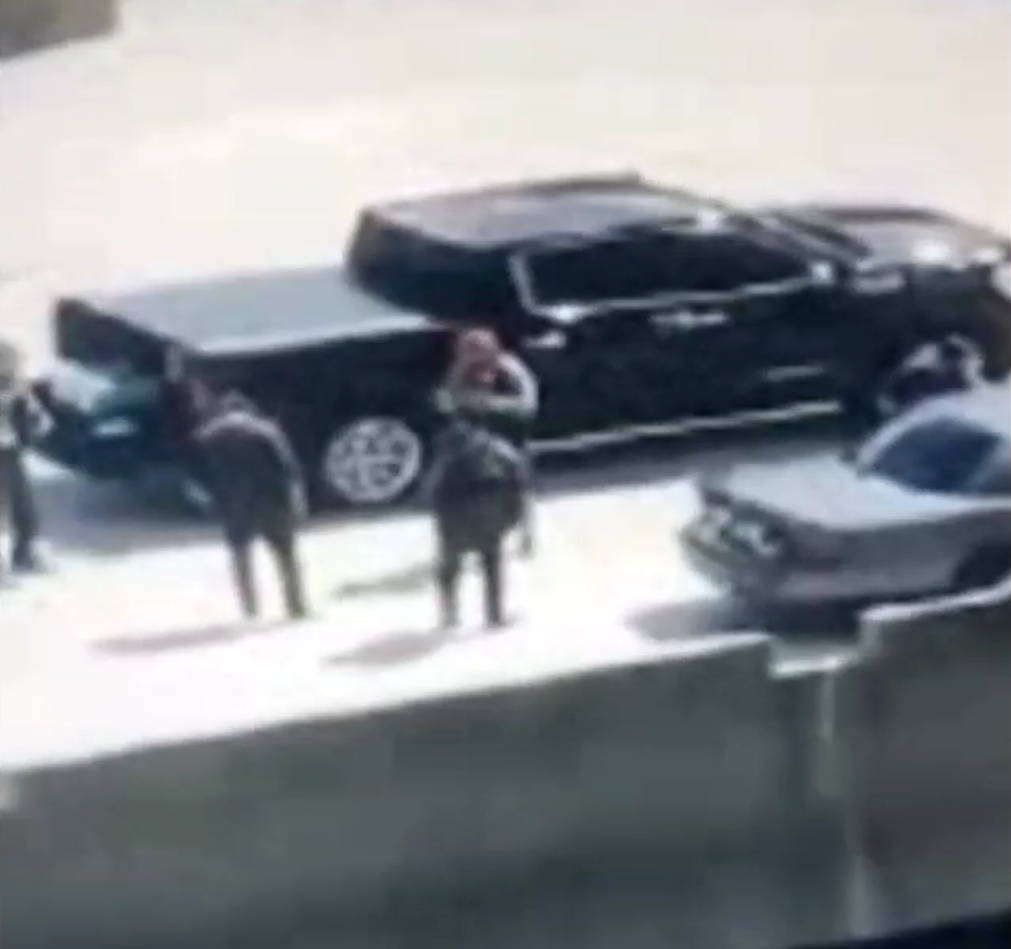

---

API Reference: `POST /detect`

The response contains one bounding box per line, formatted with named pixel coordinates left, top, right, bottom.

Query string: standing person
left=426, top=414, right=528, bottom=630
left=434, top=327, right=539, bottom=556
left=0, top=341, right=52, bottom=576
left=194, top=388, right=309, bottom=622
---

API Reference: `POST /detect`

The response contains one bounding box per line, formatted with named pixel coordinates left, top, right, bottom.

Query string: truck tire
left=316, top=415, right=426, bottom=509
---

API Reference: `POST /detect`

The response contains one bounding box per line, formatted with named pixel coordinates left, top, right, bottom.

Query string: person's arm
left=263, top=421, right=309, bottom=518
left=191, top=425, right=227, bottom=513
left=482, top=354, right=538, bottom=419
left=264, top=423, right=303, bottom=485
left=15, top=389, right=54, bottom=444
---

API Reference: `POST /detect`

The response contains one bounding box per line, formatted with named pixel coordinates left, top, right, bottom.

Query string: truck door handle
left=651, top=309, right=729, bottom=332
left=526, top=331, right=567, bottom=350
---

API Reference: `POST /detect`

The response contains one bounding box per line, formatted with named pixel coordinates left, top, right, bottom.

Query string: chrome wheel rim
left=322, top=417, right=423, bottom=506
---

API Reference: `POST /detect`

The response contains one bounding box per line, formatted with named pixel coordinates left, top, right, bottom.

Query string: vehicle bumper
left=681, top=527, right=789, bottom=601
left=31, top=382, right=159, bottom=480
left=680, top=525, right=860, bottom=607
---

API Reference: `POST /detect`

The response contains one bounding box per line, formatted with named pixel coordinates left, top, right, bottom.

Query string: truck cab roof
left=364, top=174, right=723, bottom=249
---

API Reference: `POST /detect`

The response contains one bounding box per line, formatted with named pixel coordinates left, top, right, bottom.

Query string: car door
left=509, top=234, right=707, bottom=438
left=655, top=229, right=857, bottom=414
left=510, top=229, right=746, bottom=438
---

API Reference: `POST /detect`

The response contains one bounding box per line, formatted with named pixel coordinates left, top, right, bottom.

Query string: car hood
left=702, top=454, right=964, bottom=532
left=771, top=203, right=1011, bottom=270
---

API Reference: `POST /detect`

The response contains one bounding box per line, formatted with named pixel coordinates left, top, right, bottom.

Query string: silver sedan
left=681, top=382, right=1011, bottom=607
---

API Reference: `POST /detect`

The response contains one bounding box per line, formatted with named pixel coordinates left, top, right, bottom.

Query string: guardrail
left=2, top=585, right=1008, bottom=949
left=0, top=0, right=118, bottom=60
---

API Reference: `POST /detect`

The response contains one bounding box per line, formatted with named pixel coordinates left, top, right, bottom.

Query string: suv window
left=862, top=417, right=1003, bottom=495
left=522, top=231, right=807, bottom=307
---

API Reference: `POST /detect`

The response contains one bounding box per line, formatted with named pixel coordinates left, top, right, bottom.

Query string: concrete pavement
left=1, top=429, right=844, bottom=770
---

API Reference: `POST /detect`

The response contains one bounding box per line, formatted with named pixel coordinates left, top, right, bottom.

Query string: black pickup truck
left=34, top=173, right=1011, bottom=509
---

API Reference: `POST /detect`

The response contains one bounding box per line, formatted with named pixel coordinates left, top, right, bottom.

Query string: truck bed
left=84, top=265, right=432, bottom=358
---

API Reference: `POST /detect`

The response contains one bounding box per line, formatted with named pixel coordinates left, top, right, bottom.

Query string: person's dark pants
left=225, top=517, right=307, bottom=621
left=434, top=496, right=511, bottom=629
left=0, top=448, right=41, bottom=572
left=436, top=541, right=505, bottom=630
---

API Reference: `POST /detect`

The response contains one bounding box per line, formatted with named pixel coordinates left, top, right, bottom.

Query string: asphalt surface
left=2, top=0, right=1008, bottom=760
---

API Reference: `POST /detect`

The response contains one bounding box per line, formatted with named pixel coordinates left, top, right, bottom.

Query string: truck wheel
left=318, top=416, right=425, bottom=508
left=951, top=547, right=1011, bottom=594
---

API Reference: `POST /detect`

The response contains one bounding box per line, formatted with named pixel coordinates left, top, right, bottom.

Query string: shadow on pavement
left=332, top=560, right=435, bottom=600
left=92, top=617, right=286, bottom=657
left=326, top=625, right=456, bottom=668
left=629, top=597, right=861, bottom=646
left=628, top=596, right=759, bottom=643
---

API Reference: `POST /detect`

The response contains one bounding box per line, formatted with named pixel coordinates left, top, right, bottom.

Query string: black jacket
left=195, top=401, right=303, bottom=530
left=426, top=420, right=527, bottom=551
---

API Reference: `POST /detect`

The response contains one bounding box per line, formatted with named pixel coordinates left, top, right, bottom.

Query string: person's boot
left=482, top=548, right=510, bottom=630
left=11, top=542, right=49, bottom=574
left=436, top=551, right=462, bottom=631
left=437, top=578, right=460, bottom=631
left=439, top=593, right=460, bottom=631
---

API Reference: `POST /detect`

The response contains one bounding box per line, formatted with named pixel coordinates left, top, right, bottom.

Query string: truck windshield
left=860, top=417, right=1001, bottom=495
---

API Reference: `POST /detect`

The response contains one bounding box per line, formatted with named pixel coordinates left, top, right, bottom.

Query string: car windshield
left=859, top=416, right=1001, bottom=494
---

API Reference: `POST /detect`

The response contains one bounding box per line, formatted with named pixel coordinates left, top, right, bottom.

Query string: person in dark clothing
left=880, top=334, right=983, bottom=419
left=425, top=413, right=528, bottom=629
left=195, top=390, right=309, bottom=621
left=0, top=342, right=52, bottom=576
left=434, top=327, right=539, bottom=556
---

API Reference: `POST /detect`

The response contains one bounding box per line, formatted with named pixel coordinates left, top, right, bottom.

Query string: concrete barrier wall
left=0, top=0, right=117, bottom=59
left=1, top=636, right=833, bottom=949
left=838, top=582, right=1011, bottom=934
left=2, top=589, right=1009, bottom=949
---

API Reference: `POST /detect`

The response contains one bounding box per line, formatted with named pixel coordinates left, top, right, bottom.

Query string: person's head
left=454, top=327, right=501, bottom=379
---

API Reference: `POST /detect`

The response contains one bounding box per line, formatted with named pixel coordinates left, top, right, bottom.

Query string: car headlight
left=695, top=505, right=785, bottom=561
